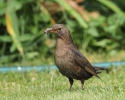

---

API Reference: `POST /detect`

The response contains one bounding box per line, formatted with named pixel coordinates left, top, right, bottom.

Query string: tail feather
left=94, top=66, right=109, bottom=74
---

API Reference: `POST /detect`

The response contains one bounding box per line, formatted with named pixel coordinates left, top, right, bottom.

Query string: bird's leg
left=81, top=79, right=84, bottom=89
left=68, top=78, right=73, bottom=91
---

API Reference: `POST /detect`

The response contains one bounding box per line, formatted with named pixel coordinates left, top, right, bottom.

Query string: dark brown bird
left=44, top=24, right=107, bottom=90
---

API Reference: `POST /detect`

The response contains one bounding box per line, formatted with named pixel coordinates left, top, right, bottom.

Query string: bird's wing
left=71, top=48, right=100, bottom=79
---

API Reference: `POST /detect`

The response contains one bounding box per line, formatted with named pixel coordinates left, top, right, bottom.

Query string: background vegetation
left=0, top=0, right=125, bottom=65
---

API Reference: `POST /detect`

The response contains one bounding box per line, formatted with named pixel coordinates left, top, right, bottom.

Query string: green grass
left=0, top=66, right=125, bottom=100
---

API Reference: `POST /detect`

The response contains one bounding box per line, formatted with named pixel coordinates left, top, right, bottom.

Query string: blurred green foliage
left=0, top=0, right=125, bottom=64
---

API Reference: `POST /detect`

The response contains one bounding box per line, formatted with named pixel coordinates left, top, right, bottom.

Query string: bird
left=44, top=24, right=108, bottom=91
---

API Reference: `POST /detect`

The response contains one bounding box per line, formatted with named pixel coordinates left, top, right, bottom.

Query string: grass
left=0, top=66, right=125, bottom=100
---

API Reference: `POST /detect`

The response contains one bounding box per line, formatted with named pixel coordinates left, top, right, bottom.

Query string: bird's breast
left=54, top=47, right=69, bottom=67
left=54, top=47, right=79, bottom=77
left=54, top=46, right=72, bottom=70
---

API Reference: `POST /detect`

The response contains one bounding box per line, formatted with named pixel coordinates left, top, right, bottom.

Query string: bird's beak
left=44, top=28, right=57, bottom=34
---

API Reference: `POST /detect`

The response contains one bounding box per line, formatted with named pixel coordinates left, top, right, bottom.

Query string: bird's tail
left=94, top=66, right=109, bottom=74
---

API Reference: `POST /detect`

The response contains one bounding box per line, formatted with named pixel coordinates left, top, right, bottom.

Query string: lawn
left=0, top=66, right=125, bottom=100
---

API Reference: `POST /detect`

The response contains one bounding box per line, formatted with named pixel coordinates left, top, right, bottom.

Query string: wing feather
left=71, top=48, right=100, bottom=79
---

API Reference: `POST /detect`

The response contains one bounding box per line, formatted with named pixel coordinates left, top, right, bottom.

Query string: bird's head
left=44, top=24, right=70, bottom=39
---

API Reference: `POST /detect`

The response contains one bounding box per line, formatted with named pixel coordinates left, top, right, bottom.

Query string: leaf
left=89, top=16, right=105, bottom=27
left=0, top=35, right=12, bottom=42
left=93, top=39, right=111, bottom=47
left=86, top=27, right=99, bottom=37
left=26, top=52, right=39, bottom=59
left=6, top=0, right=23, bottom=12
left=19, top=34, right=34, bottom=42
left=6, top=2, right=24, bottom=56
left=0, top=54, right=17, bottom=63
left=10, top=43, right=16, bottom=53
left=0, top=0, right=6, bottom=15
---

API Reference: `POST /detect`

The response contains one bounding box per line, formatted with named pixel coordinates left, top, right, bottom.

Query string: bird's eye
left=58, top=28, right=61, bottom=30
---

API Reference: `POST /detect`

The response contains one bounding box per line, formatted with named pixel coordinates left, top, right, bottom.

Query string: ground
left=0, top=66, right=124, bottom=100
